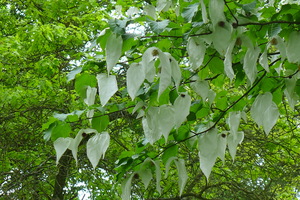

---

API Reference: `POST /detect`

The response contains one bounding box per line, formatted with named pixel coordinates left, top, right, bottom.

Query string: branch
left=238, top=21, right=300, bottom=26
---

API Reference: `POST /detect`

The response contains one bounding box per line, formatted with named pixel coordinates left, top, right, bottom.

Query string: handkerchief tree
left=1, top=0, right=300, bottom=199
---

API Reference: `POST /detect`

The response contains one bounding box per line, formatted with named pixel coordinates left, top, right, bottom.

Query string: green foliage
left=1, top=0, right=300, bottom=199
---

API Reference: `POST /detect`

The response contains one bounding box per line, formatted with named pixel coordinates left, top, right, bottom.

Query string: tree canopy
left=1, top=0, right=300, bottom=199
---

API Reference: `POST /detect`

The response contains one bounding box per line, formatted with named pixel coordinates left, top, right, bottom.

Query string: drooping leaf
left=96, top=74, right=118, bottom=106
left=173, top=93, right=191, bottom=128
left=121, top=173, right=135, bottom=200
left=182, top=3, right=199, bottom=22
left=250, top=92, right=280, bottom=135
left=67, top=67, right=82, bottom=82
left=259, top=47, right=269, bottom=72
left=198, top=128, right=226, bottom=180
left=84, top=86, right=97, bottom=106
left=158, top=105, right=175, bottom=142
left=212, top=23, right=232, bottom=56
left=174, top=159, right=188, bottom=196
left=227, top=131, right=244, bottom=162
left=138, top=168, right=153, bottom=189
left=227, top=111, right=241, bottom=137
left=209, top=0, right=226, bottom=26
left=200, top=0, right=208, bottom=23
left=106, top=33, right=123, bottom=73
left=142, top=107, right=161, bottom=145
left=92, top=114, right=110, bottom=133
left=190, top=80, right=209, bottom=101
left=158, top=52, right=172, bottom=98
left=142, top=47, right=159, bottom=82
left=286, top=31, right=300, bottom=64
left=87, top=132, right=110, bottom=169
left=147, top=19, right=170, bottom=34
left=224, top=40, right=236, bottom=80
left=54, top=137, right=72, bottom=165
left=169, top=55, right=181, bottom=90
left=127, top=62, right=145, bottom=100
left=284, top=76, right=299, bottom=109
left=187, top=37, right=206, bottom=70
left=243, top=46, right=260, bottom=85
left=51, top=121, right=72, bottom=141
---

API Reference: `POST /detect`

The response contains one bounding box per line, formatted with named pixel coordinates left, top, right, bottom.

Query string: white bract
left=54, top=137, right=72, bottom=165
left=198, top=128, right=226, bottom=180
left=250, top=92, right=280, bottom=135
left=96, top=74, right=118, bottom=106
left=243, top=46, right=260, bottom=85
left=87, top=132, right=110, bottom=169
left=106, top=33, right=123, bottom=73
left=286, top=31, right=300, bottom=64
left=127, top=62, right=145, bottom=100
left=174, top=93, right=191, bottom=128
left=187, top=37, right=206, bottom=70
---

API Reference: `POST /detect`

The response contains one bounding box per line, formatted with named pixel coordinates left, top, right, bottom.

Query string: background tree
left=1, top=0, right=300, bottom=199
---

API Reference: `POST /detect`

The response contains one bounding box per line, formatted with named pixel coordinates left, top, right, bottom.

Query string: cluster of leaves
left=1, top=0, right=300, bottom=199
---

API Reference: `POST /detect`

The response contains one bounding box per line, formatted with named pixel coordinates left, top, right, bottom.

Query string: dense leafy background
left=1, top=0, right=300, bottom=199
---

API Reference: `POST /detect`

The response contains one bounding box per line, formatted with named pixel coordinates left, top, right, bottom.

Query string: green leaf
left=162, top=145, right=178, bottom=164
left=227, top=131, right=244, bottom=161
left=51, top=121, right=72, bottom=141
left=242, top=1, right=256, bottom=13
left=286, top=31, right=300, bottom=64
left=92, top=114, right=110, bottom=133
left=182, top=3, right=199, bottom=22
left=121, top=173, right=135, bottom=200
left=75, top=73, right=97, bottom=99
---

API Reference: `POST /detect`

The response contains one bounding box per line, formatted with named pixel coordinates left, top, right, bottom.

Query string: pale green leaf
left=158, top=52, right=172, bottom=98
left=286, top=31, right=300, bottom=64
left=153, top=160, right=162, bottom=194
left=158, top=105, right=175, bottom=142
left=174, top=159, right=188, bottom=196
left=96, top=74, right=118, bottom=106
left=142, top=107, right=162, bottom=145
left=250, top=92, right=279, bottom=135
left=182, top=3, right=199, bottom=22
left=87, top=132, right=110, bottom=169
left=54, top=137, right=72, bottom=165
left=227, top=131, right=244, bottom=162
left=198, top=130, right=217, bottom=180
left=169, top=55, right=181, bottom=90
left=259, top=47, right=269, bottom=72
left=142, top=47, right=159, bottom=82
left=187, top=37, right=206, bottom=70
left=84, top=86, right=97, bottom=106
left=274, top=36, right=286, bottom=60
left=106, top=33, right=123, bottom=73
left=190, top=80, right=209, bottom=101
left=138, top=168, right=153, bottom=189
left=227, top=111, right=241, bottom=137
left=243, top=46, right=260, bottom=85
left=284, top=75, right=299, bottom=109
left=164, top=156, right=177, bottom=178
left=174, top=93, right=191, bottom=128
left=121, top=173, right=135, bottom=200
left=209, top=0, right=226, bottom=26
left=127, top=62, right=145, bottom=100
left=224, top=40, right=236, bottom=80
left=200, top=0, right=208, bottom=23
left=67, top=67, right=82, bottom=82
left=212, top=23, right=232, bottom=56
left=144, top=4, right=157, bottom=20
left=147, top=19, right=170, bottom=34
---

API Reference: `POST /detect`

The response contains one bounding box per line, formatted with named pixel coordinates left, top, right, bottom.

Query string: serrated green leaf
left=51, top=121, right=72, bottom=141
left=92, top=114, right=109, bottom=133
